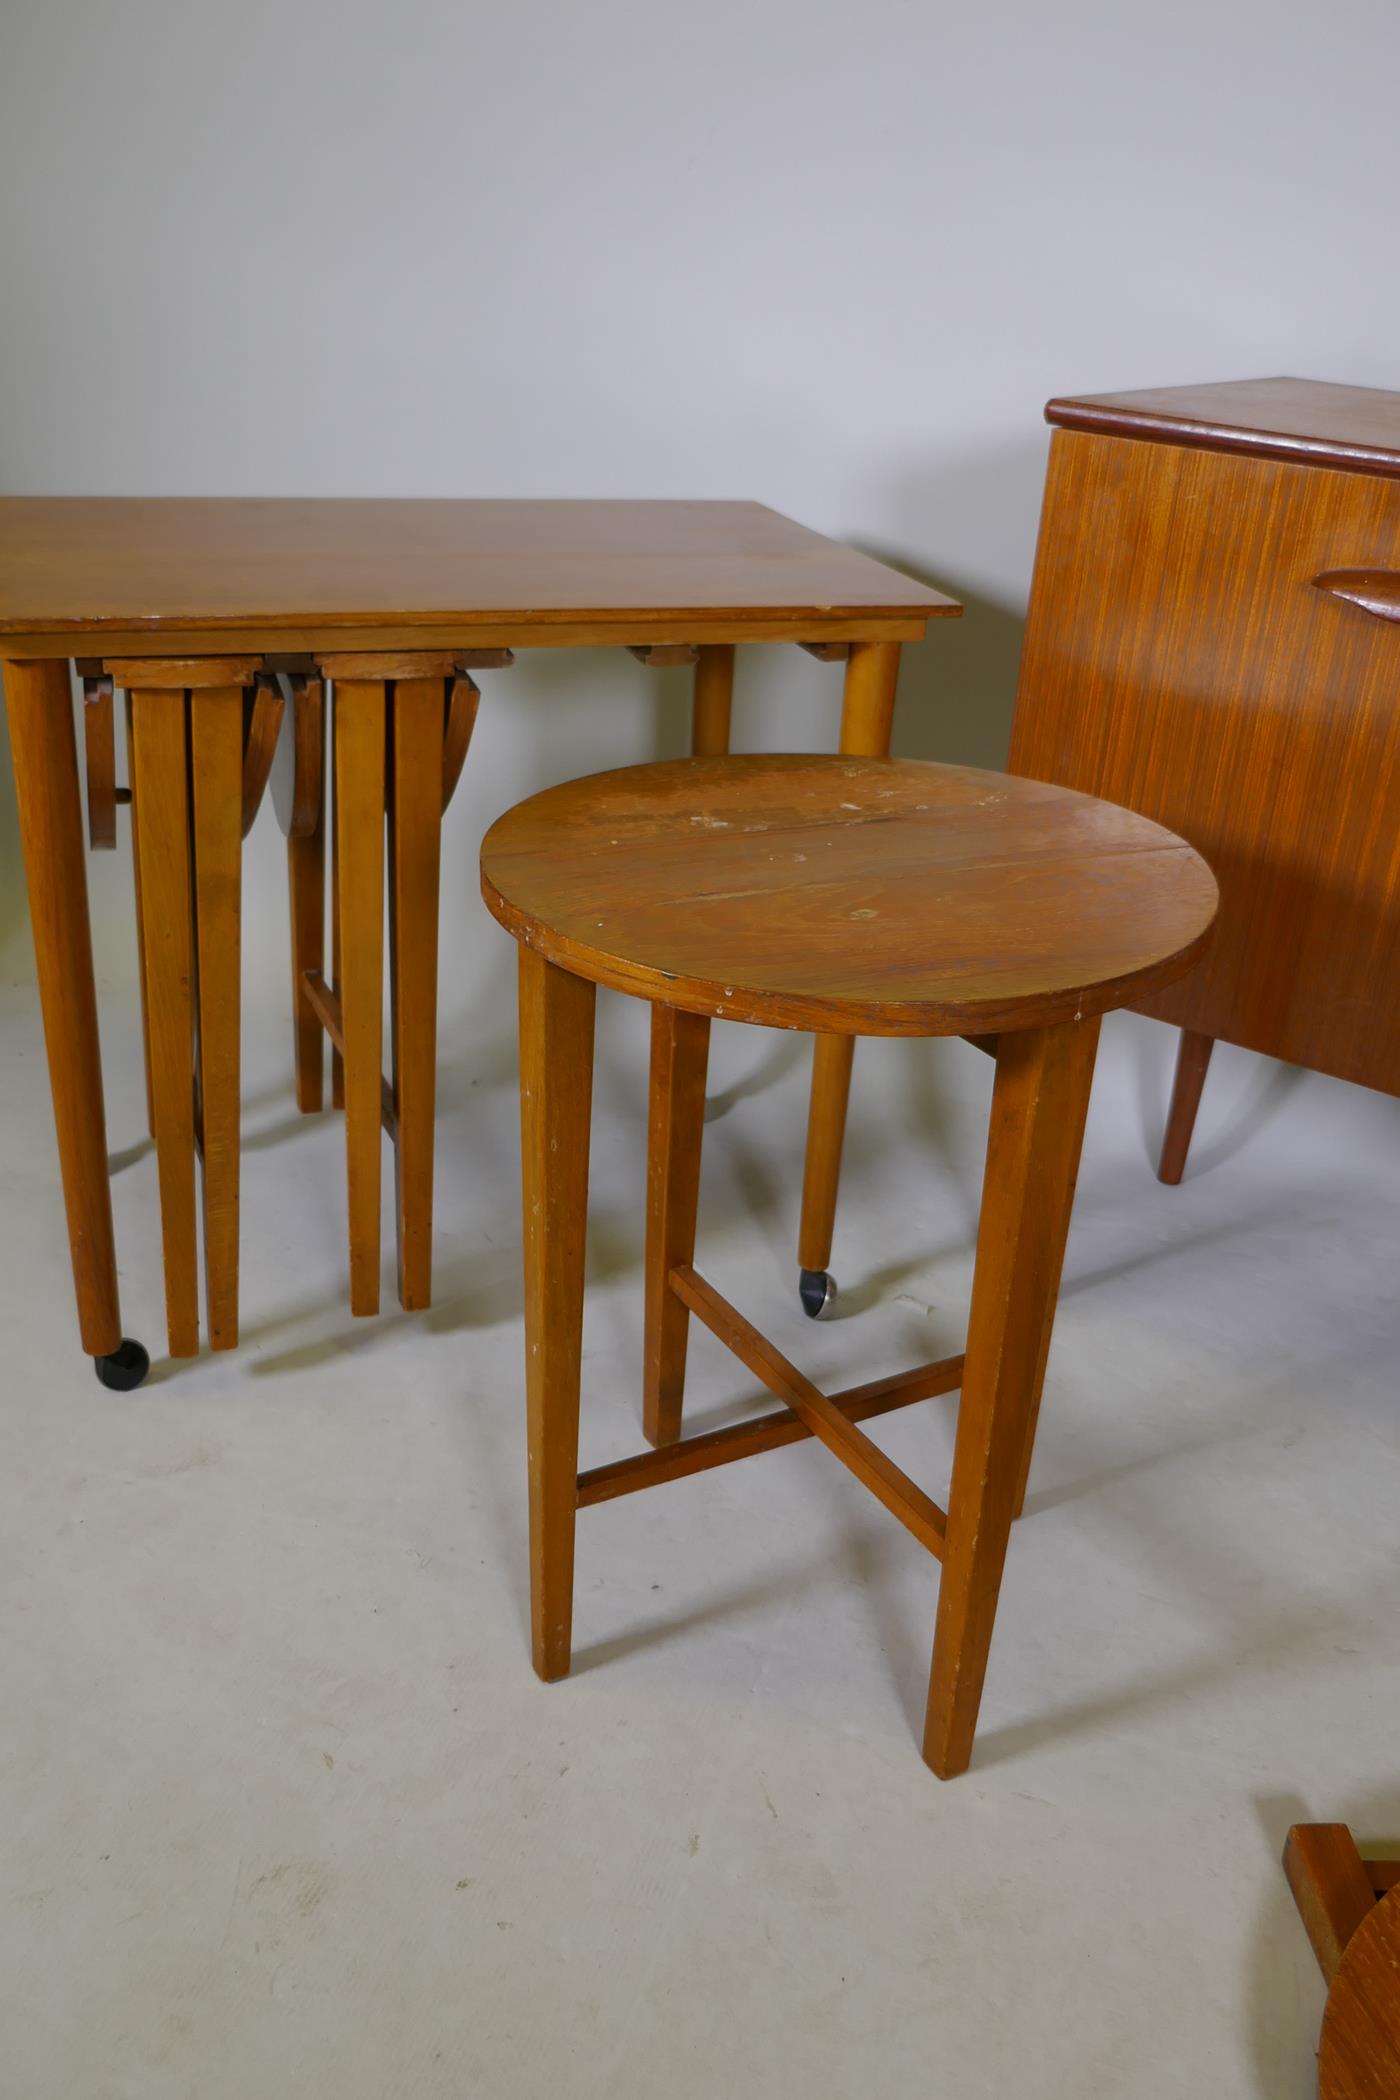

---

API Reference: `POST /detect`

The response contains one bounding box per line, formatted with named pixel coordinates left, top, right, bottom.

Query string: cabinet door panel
left=1011, top=430, right=1400, bottom=1092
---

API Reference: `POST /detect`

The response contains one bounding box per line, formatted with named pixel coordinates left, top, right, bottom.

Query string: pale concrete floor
left=1, top=977, right=1396, bottom=2099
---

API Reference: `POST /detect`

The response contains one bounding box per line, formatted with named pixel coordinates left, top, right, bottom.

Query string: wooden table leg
left=518, top=947, right=596, bottom=1681
left=626, top=642, right=734, bottom=1417
left=1285, top=1824, right=1378, bottom=1985
left=82, top=678, right=118, bottom=850
left=923, top=1017, right=1101, bottom=1779
left=1158, top=1027, right=1214, bottom=1185
left=333, top=679, right=386, bottom=1316
left=691, top=644, right=735, bottom=756
left=123, top=693, right=156, bottom=1139
left=388, top=675, right=443, bottom=1311
left=2, top=658, right=138, bottom=1377
left=287, top=682, right=326, bottom=1115
left=190, top=686, right=244, bottom=1351
left=329, top=687, right=345, bottom=1113
left=796, top=639, right=901, bottom=1308
left=643, top=1004, right=710, bottom=1448
left=288, top=828, right=325, bottom=1112
left=129, top=686, right=200, bottom=1359
left=797, top=1029, right=855, bottom=1305
left=1010, top=1016, right=1099, bottom=1517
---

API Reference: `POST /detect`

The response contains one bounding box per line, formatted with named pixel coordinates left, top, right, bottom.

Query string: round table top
left=480, top=755, right=1218, bottom=1037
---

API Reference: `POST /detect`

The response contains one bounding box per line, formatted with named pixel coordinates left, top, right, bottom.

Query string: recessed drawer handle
left=1312, top=568, right=1400, bottom=625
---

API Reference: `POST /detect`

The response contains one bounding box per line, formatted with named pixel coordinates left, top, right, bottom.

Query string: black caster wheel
left=93, top=1338, right=151, bottom=1392
left=798, top=1268, right=837, bottom=1320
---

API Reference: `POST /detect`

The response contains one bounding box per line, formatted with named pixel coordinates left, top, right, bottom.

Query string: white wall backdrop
left=2, top=0, right=1398, bottom=1013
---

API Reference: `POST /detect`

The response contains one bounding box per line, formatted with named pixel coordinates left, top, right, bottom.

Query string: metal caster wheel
left=93, top=1338, right=151, bottom=1392
left=798, top=1268, right=837, bottom=1320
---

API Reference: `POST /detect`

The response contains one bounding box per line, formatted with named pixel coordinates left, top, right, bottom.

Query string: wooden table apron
left=0, top=500, right=958, bottom=1370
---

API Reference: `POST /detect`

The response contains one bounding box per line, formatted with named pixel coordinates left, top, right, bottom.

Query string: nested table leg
left=1158, top=1027, right=1214, bottom=1185
left=923, top=1016, right=1101, bottom=1779
left=329, top=686, right=345, bottom=1113
left=3, top=659, right=128, bottom=1367
left=643, top=1004, right=710, bottom=1447
left=690, top=644, right=735, bottom=756
left=288, top=831, right=325, bottom=1111
left=82, top=676, right=119, bottom=851
left=287, top=683, right=327, bottom=1115
left=797, top=639, right=902, bottom=1302
left=190, top=686, right=245, bottom=1350
left=797, top=1031, right=855, bottom=1295
left=518, top=947, right=596, bottom=1680
left=388, top=676, right=443, bottom=1310
left=129, top=686, right=200, bottom=1359
left=628, top=642, right=734, bottom=1427
left=124, top=694, right=157, bottom=1138
left=333, top=680, right=386, bottom=1315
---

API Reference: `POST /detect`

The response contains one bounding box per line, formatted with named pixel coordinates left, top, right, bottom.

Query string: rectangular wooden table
left=0, top=499, right=957, bottom=1383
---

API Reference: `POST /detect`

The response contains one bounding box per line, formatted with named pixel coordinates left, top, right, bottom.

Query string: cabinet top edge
left=1046, top=378, right=1400, bottom=480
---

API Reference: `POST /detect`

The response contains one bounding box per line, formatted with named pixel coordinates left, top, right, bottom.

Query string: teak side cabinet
left=1009, top=378, right=1400, bottom=1180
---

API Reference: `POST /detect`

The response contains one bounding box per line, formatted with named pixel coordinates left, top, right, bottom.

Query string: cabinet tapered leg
left=3, top=658, right=125, bottom=1361
left=796, top=640, right=901, bottom=1289
left=518, top=947, right=596, bottom=1681
left=1158, top=1027, right=1213, bottom=1184
left=643, top=1004, right=711, bottom=1448
left=924, top=1018, right=1100, bottom=1779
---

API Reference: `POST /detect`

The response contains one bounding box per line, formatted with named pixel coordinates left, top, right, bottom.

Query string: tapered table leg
left=1158, top=1027, right=1214, bottom=1184
left=625, top=642, right=735, bottom=1420
left=690, top=644, right=735, bottom=756
left=3, top=658, right=126, bottom=1365
left=124, top=694, right=156, bottom=1138
left=797, top=1029, right=855, bottom=1280
left=1010, top=1016, right=1099, bottom=1517
left=924, top=1017, right=1101, bottom=1779
left=796, top=639, right=902, bottom=1299
left=333, top=679, right=386, bottom=1316
left=643, top=1004, right=710, bottom=1447
left=287, top=682, right=326, bottom=1115
left=130, top=686, right=200, bottom=1359
left=190, top=686, right=244, bottom=1351
left=329, top=687, right=345, bottom=1113
left=82, top=678, right=118, bottom=851
left=518, top=947, right=596, bottom=1681
left=388, top=675, right=443, bottom=1310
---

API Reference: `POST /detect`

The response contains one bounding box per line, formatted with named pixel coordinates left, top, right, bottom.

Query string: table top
left=0, top=498, right=957, bottom=658
left=480, top=754, right=1218, bottom=1037
left=1047, top=377, right=1400, bottom=480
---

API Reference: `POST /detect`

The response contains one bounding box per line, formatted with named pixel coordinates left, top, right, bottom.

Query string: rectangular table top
left=0, top=498, right=957, bottom=658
